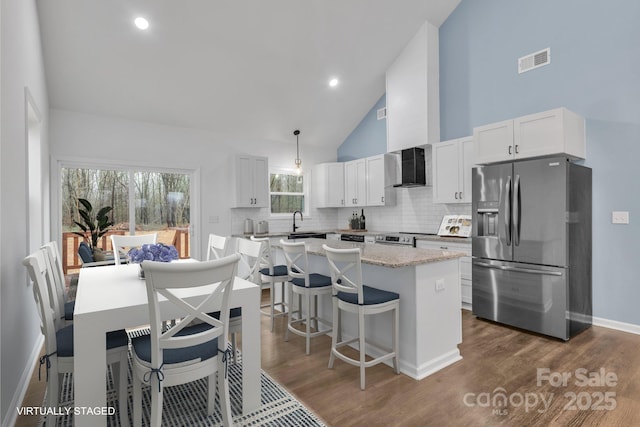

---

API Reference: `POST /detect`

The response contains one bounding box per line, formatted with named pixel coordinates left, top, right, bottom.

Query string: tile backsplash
left=230, top=185, right=470, bottom=235
left=338, top=186, right=471, bottom=233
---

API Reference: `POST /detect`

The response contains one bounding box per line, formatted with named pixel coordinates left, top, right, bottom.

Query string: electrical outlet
left=612, top=211, right=629, bottom=224
left=435, top=279, right=445, bottom=292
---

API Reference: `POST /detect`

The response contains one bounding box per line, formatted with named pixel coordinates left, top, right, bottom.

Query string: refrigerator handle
left=473, top=261, right=507, bottom=270
left=503, top=265, right=563, bottom=276
left=514, top=174, right=521, bottom=246
left=473, top=261, right=563, bottom=276
left=504, top=176, right=512, bottom=246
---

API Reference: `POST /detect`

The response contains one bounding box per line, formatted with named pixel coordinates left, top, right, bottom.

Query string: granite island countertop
left=271, top=238, right=466, bottom=268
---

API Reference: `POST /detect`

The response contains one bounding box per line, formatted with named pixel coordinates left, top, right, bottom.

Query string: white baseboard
left=411, top=349, right=462, bottom=380
left=2, top=335, right=44, bottom=427
left=593, top=316, right=640, bottom=335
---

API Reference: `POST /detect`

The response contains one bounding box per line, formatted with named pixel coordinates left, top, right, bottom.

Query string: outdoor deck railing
left=62, top=229, right=190, bottom=274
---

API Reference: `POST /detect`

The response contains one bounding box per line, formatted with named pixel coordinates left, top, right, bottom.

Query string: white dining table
left=73, top=262, right=261, bottom=427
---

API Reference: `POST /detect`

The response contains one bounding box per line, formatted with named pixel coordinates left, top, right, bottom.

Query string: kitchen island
left=271, top=238, right=466, bottom=380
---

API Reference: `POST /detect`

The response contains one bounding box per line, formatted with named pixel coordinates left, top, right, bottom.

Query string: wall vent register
left=518, top=47, right=550, bottom=74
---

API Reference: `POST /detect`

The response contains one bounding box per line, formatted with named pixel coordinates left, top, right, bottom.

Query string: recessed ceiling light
left=329, top=78, right=339, bottom=88
left=134, top=17, right=149, bottom=30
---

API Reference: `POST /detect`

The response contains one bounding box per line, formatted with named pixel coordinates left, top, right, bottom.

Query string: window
left=270, top=169, right=306, bottom=215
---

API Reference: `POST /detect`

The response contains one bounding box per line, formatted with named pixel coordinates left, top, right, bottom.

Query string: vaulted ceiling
left=37, top=0, right=460, bottom=148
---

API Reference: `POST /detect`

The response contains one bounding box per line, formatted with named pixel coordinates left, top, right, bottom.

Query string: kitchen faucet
left=292, top=210, right=303, bottom=232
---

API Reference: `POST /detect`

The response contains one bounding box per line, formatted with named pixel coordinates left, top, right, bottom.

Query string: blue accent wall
left=440, top=0, right=640, bottom=325
left=337, top=94, right=387, bottom=161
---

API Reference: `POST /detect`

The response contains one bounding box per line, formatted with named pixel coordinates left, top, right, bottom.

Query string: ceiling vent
left=377, top=107, right=387, bottom=120
left=518, top=48, right=550, bottom=74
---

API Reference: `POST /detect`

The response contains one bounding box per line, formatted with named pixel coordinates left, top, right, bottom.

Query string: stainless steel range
left=374, top=232, right=437, bottom=247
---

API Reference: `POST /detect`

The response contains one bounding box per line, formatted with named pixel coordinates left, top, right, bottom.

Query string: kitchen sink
left=287, top=232, right=327, bottom=240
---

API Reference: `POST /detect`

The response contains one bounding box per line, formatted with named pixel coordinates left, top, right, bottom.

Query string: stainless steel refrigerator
left=471, top=156, right=591, bottom=340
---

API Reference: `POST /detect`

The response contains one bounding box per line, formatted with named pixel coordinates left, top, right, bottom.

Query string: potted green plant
left=73, top=198, right=114, bottom=261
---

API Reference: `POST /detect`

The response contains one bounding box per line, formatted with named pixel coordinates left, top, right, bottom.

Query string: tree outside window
left=270, top=171, right=305, bottom=215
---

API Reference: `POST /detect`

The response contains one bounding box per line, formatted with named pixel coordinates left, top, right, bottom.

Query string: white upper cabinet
left=432, top=137, right=474, bottom=204
left=386, top=20, right=440, bottom=153
left=344, top=158, right=366, bottom=207
left=473, top=120, right=514, bottom=164
left=313, top=154, right=396, bottom=208
left=312, top=162, right=345, bottom=208
left=233, top=154, right=268, bottom=208
left=513, top=108, right=586, bottom=160
left=366, top=154, right=396, bottom=206
left=473, top=108, right=585, bottom=164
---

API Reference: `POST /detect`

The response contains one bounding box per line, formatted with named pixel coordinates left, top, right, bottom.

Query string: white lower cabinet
left=416, top=239, right=472, bottom=308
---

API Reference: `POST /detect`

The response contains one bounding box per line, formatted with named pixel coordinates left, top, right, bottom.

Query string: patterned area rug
left=41, top=329, right=325, bottom=426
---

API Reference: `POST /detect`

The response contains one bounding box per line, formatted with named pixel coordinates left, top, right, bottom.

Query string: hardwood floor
left=15, top=293, right=640, bottom=426
left=262, top=309, right=640, bottom=426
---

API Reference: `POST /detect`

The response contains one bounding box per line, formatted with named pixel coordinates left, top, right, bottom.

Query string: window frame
left=268, top=167, right=309, bottom=218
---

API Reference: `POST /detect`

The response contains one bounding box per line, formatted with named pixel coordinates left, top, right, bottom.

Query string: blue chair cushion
left=209, top=307, right=242, bottom=319
left=337, top=285, right=399, bottom=306
left=78, top=242, right=94, bottom=263
left=64, top=301, right=75, bottom=321
left=131, top=322, right=219, bottom=365
left=291, top=273, right=332, bottom=288
left=56, top=325, right=128, bottom=357
left=259, top=265, right=289, bottom=277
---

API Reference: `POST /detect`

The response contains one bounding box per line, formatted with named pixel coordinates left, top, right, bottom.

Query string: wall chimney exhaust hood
left=393, top=146, right=428, bottom=187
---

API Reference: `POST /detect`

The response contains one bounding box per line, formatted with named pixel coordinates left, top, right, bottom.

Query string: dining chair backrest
left=141, top=255, right=240, bottom=368
left=23, top=250, right=58, bottom=359
left=235, top=238, right=263, bottom=284
left=323, top=245, right=364, bottom=304
left=41, top=242, right=67, bottom=329
left=111, top=233, right=158, bottom=264
left=206, top=234, right=229, bottom=261
left=280, top=240, right=311, bottom=286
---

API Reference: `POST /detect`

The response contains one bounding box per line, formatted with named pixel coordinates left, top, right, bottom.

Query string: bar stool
left=323, top=244, right=400, bottom=390
left=281, top=239, right=333, bottom=354
left=251, top=236, right=289, bottom=331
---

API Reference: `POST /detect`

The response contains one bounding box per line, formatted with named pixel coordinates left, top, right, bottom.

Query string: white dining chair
left=206, top=233, right=230, bottom=260
left=23, top=249, right=130, bottom=427
left=41, top=241, right=73, bottom=329
left=206, top=234, right=241, bottom=363
left=323, top=244, right=400, bottom=390
left=130, top=255, right=239, bottom=427
left=111, top=233, right=158, bottom=264
left=280, top=239, right=333, bottom=355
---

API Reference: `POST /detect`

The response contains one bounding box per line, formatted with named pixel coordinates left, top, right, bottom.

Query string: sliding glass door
left=60, top=166, right=192, bottom=273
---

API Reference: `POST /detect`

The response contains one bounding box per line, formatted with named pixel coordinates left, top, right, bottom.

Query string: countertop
left=271, top=238, right=466, bottom=268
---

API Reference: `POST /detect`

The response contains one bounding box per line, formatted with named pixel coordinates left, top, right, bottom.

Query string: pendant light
left=293, top=129, right=302, bottom=175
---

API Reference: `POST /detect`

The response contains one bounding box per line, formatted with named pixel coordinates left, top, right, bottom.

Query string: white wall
left=49, top=109, right=341, bottom=257
left=0, top=0, right=50, bottom=424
